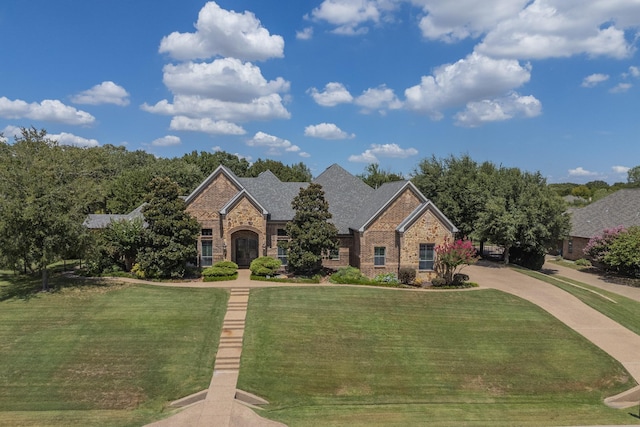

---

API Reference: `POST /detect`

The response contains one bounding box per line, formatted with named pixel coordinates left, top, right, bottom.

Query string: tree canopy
left=358, top=163, right=404, bottom=189
left=412, top=154, right=569, bottom=265
left=0, top=128, right=85, bottom=288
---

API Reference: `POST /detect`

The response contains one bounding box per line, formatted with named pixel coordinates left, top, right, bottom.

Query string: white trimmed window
left=374, top=247, right=386, bottom=266
left=201, top=240, right=213, bottom=267
left=277, top=246, right=288, bottom=266
left=419, top=243, right=435, bottom=270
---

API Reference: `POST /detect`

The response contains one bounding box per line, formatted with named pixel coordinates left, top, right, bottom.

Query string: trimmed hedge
left=203, top=260, right=239, bottom=278
left=250, top=256, right=281, bottom=276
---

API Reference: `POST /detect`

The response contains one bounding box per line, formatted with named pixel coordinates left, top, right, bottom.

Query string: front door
left=235, top=237, right=258, bottom=267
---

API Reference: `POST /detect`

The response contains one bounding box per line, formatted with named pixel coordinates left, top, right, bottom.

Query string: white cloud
left=159, top=1, right=284, bottom=61
left=304, top=123, right=355, bottom=139
left=141, top=93, right=290, bottom=122
left=71, top=81, right=130, bottom=106
left=308, top=82, right=354, bottom=107
left=476, top=0, right=637, bottom=60
left=612, top=165, right=630, bottom=174
left=354, top=85, right=403, bottom=112
left=1, top=125, right=22, bottom=140
left=404, top=52, right=531, bottom=119
left=581, top=73, right=609, bottom=88
left=629, top=66, right=640, bottom=78
left=296, top=27, right=314, bottom=40
left=348, top=143, right=418, bottom=163
left=412, top=0, right=529, bottom=42
left=310, top=0, right=388, bottom=35
left=169, top=116, right=246, bottom=135
left=568, top=167, right=597, bottom=177
left=48, top=132, right=99, bottom=148
left=0, top=97, right=95, bottom=125
left=609, top=83, right=632, bottom=93
left=162, top=58, right=289, bottom=102
left=246, top=131, right=301, bottom=155
left=455, top=92, right=541, bottom=127
left=299, top=152, right=311, bottom=158
left=151, top=135, right=181, bottom=147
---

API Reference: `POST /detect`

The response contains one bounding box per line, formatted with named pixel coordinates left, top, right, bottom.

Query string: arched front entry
left=231, top=230, right=259, bottom=267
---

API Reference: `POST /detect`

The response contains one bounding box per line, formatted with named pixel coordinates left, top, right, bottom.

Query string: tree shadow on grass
left=0, top=270, right=113, bottom=302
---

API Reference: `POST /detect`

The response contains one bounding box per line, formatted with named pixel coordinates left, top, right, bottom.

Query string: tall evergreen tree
left=284, top=183, right=338, bottom=276
left=136, top=177, right=200, bottom=278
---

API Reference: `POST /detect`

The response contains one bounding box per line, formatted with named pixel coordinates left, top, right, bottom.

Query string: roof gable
left=185, top=165, right=243, bottom=205
left=220, top=189, right=268, bottom=216
left=397, top=201, right=459, bottom=234
left=357, top=181, right=427, bottom=232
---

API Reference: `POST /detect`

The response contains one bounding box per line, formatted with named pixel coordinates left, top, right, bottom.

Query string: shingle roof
left=313, top=164, right=375, bottom=233
left=83, top=204, right=145, bottom=229
left=570, top=189, right=640, bottom=238
left=238, top=172, right=308, bottom=221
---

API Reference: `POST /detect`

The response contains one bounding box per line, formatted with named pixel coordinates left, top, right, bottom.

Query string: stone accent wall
left=359, top=189, right=421, bottom=277
left=224, top=197, right=267, bottom=255
left=186, top=173, right=240, bottom=264
left=401, top=209, right=453, bottom=281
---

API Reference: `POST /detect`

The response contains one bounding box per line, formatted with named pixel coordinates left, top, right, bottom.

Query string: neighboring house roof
left=83, top=204, right=145, bottom=229
left=569, top=189, right=640, bottom=238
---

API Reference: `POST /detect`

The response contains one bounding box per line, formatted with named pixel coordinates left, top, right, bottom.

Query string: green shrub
left=250, top=256, right=281, bottom=276
left=203, top=260, right=238, bottom=278
left=509, top=246, right=545, bottom=271
left=398, top=267, right=416, bottom=285
left=453, top=273, right=470, bottom=284
left=431, top=277, right=447, bottom=287
left=575, top=258, right=592, bottom=267
left=374, top=272, right=399, bottom=284
left=329, top=266, right=368, bottom=284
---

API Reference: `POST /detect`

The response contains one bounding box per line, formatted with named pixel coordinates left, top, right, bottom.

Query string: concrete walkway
left=147, top=271, right=285, bottom=427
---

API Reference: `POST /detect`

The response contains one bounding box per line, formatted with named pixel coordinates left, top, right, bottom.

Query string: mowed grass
left=239, top=287, right=637, bottom=426
left=516, top=268, right=640, bottom=336
left=0, top=274, right=228, bottom=427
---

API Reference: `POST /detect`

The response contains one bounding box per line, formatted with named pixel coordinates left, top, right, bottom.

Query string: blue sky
left=1, top=0, right=639, bottom=183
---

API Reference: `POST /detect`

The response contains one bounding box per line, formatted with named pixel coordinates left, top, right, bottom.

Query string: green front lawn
left=0, top=276, right=228, bottom=426
left=239, top=287, right=637, bottom=426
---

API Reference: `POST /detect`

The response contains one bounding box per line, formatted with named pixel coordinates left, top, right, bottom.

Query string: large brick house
left=184, top=164, right=457, bottom=279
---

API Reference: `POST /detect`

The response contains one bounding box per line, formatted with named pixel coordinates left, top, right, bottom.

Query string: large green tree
left=136, top=177, right=200, bottom=278
left=0, top=128, right=84, bottom=288
left=412, top=154, right=490, bottom=238
left=248, top=159, right=312, bottom=182
left=358, top=163, right=404, bottom=189
left=474, top=167, right=569, bottom=264
left=284, top=183, right=338, bottom=276
left=181, top=150, right=251, bottom=176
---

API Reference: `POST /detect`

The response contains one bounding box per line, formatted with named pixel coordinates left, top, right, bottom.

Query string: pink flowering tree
left=583, top=225, right=625, bottom=264
left=435, top=238, right=478, bottom=285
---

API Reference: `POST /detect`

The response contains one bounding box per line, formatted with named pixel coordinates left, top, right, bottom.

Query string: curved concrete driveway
left=466, top=261, right=640, bottom=383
